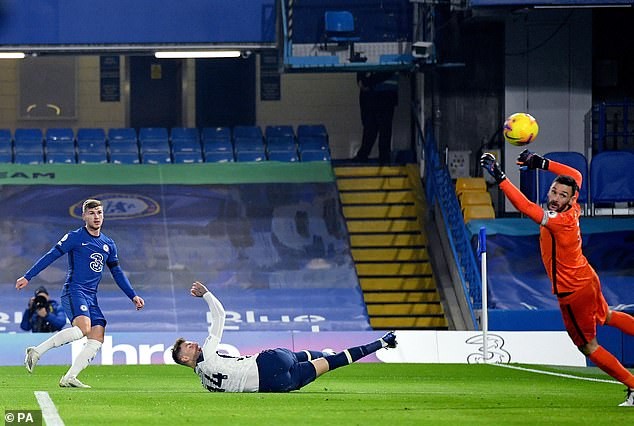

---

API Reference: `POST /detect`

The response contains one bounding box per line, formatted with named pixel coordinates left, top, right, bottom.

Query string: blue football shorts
left=256, top=348, right=317, bottom=392
left=61, top=290, right=107, bottom=327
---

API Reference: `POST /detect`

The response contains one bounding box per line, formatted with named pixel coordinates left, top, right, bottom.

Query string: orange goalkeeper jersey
left=499, top=161, right=597, bottom=295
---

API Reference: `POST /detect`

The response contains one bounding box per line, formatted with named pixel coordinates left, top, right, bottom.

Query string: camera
left=33, top=295, right=48, bottom=310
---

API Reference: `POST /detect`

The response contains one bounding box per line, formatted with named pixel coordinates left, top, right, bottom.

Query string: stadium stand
left=204, top=150, right=234, bottom=162
left=14, top=128, right=44, bottom=153
left=0, top=129, right=12, bottom=163
left=77, top=128, right=107, bottom=157
left=590, top=150, right=634, bottom=215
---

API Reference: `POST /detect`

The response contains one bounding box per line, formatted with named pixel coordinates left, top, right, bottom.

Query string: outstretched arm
left=481, top=152, right=546, bottom=225
left=516, top=149, right=582, bottom=189
left=191, top=281, right=225, bottom=358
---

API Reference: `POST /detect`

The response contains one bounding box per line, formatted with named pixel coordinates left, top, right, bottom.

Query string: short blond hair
left=82, top=199, right=102, bottom=213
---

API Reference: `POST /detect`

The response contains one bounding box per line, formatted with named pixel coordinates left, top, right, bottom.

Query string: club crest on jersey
left=548, top=211, right=558, bottom=218
left=103, top=244, right=109, bottom=253
left=80, top=305, right=88, bottom=312
left=69, top=194, right=160, bottom=220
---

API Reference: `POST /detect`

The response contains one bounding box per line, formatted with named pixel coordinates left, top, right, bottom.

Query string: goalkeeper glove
left=516, top=149, right=549, bottom=170
left=480, top=153, right=507, bottom=184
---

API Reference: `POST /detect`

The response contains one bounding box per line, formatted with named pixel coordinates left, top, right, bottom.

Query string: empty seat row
left=0, top=126, right=331, bottom=164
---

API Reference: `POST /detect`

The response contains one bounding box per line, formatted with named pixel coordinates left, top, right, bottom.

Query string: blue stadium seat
left=46, top=128, right=74, bottom=144
left=14, top=128, right=44, bottom=153
left=78, top=151, right=108, bottom=164
left=539, top=152, right=589, bottom=204
left=141, top=152, right=172, bottom=164
left=300, top=149, right=331, bottom=162
left=236, top=150, right=265, bottom=162
left=108, top=128, right=139, bottom=154
left=590, top=151, right=634, bottom=204
left=77, top=128, right=107, bottom=154
left=265, top=125, right=295, bottom=139
left=139, top=127, right=170, bottom=154
left=266, top=135, right=296, bottom=153
left=268, top=150, right=299, bottom=162
left=14, top=151, right=43, bottom=164
left=203, top=139, right=233, bottom=154
left=46, top=152, right=76, bottom=164
left=139, top=127, right=169, bottom=142
left=0, top=130, right=12, bottom=159
left=109, top=152, right=140, bottom=164
left=171, top=127, right=199, bottom=142
left=173, top=151, right=203, bottom=164
left=233, top=125, right=263, bottom=140
left=298, top=136, right=329, bottom=152
left=204, top=151, right=234, bottom=163
left=234, top=137, right=264, bottom=153
left=201, top=127, right=231, bottom=142
left=297, top=124, right=328, bottom=139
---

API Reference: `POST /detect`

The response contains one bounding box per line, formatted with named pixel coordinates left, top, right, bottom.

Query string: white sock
left=35, top=326, right=84, bottom=355
left=65, top=339, right=102, bottom=379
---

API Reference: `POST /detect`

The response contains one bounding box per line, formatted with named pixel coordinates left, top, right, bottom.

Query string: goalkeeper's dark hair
left=553, top=175, right=578, bottom=196
left=171, top=337, right=187, bottom=366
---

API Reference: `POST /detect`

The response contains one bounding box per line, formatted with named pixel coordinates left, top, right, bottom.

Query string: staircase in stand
left=334, top=164, right=448, bottom=330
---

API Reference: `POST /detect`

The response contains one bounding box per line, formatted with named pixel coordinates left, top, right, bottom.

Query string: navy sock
left=325, top=340, right=382, bottom=370
left=294, top=350, right=327, bottom=362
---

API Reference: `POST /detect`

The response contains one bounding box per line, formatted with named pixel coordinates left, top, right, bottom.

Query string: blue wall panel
left=0, top=0, right=276, bottom=45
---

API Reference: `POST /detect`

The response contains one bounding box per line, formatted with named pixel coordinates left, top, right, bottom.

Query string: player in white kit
left=172, top=281, right=397, bottom=392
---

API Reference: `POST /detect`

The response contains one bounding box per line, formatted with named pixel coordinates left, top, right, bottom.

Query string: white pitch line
left=34, top=391, right=65, bottom=426
left=492, top=363, right=621, bottom=385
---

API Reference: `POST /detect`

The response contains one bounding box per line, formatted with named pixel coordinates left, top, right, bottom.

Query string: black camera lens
left=33, top=295, right=48, bottom=309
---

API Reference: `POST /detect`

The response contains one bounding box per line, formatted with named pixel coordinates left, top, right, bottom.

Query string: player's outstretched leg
left=24, top=326, right=84, bottom=373
left=294, top=349, right=337, bottom=362
left=607, top=311, right=634, bottom=336
left=324, top=331, right=397, bottom=371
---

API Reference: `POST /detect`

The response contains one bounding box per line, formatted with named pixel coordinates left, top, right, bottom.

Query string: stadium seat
left=203, top=139, right=233, bottom=154
left=46, top=152, right=76, bottom=164
left=171, top=127, right=201, bottom=154
left=141, top=152, right=172, bottom=164
left=14, top=151, right=43, bottom=164
left=463, top=204, right=495, bottom=222
left=14, top=128, right=44, bottom=153
left=233, top=125, right=263, bottom=140
left=78, top=151, right=108, bottom=164
left=139, top=127, right=170, bottom=154
left=108, top=128, right=139, bottom=154
left=324, top=11, right=361, bottom=61
left=298, top=136, right=328, bottom=152
left=265, top=125, right=295, bottom=139
left=77, top=128, right=107, bottom=154
left=268, top=150, right=299, bottom=162
left=590, top=151, right=634, bottom=214
left=204, top=151, right=234, bottom=163
left=0, top=130, right=12, bottom=161
left=455, top=177, right=487, bottom=197
left=201, top=127, right=231, bottom=142
left=109, top=152, right=140, bottom=164
left=139, top=127, right=169, bottom=142
left=173, top=151, right=203, bottom=163
left=297, top=124, right=328, bottom=139
left=459, top=191, right=493, bottom=210
left=266, top=135, right=296, bottom=153
left=236, top=150, right=265, bottom=162
left=234, top=137, right=265, bottom=153
left=539, top=152, right=589, bottom=205
left=300, top=149, right=331, bottom=162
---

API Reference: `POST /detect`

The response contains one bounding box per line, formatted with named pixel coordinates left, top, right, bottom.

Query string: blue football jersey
left=24, top=226, right=136, bottom=299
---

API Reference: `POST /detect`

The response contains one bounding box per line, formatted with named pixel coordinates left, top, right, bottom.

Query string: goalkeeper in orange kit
left=481, top=149, right=634, bottom=407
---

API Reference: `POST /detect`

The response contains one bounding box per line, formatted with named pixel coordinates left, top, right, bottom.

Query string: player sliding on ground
left=172, top=281, right=397, bottom=392
left=481, top=150, right=634, bottom=407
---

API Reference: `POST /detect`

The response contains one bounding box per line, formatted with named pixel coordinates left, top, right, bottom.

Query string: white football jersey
left=194, top=292, right=259, bottom=392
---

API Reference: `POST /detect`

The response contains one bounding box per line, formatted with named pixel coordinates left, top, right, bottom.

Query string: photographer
left=20, top=286, right=66, bottom=333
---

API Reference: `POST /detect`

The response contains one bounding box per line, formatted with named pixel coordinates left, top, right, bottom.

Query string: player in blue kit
left=171, top=281, right=397, bottom=392
left=15, top=199, right=145, bottom=388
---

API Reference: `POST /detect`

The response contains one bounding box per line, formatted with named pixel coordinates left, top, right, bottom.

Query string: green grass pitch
left=1, top=363, right=631, bottom=425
